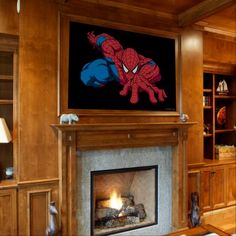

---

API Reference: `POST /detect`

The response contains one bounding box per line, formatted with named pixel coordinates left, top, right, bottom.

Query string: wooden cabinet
left=0, top=186, right=17, bottom=235
left=200, top=165, right=226, bottom=212
left=200, top=163, right=236, bottom=212
left=226, top=164, right=236, bottom=206
left=0, top=34, right=18, bottom=181
left=203, top=72, right=236, bottom=160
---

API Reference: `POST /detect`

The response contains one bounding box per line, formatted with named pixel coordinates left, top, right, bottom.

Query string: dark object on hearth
left=45, top=201, right=58, bottom=236
left=190, top=192, right=201, bottom=227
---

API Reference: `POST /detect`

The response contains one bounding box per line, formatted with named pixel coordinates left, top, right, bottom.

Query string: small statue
left=45, top=201, right=58, bottom=236
left=216, top=80, right=229, bottom=95
left=203, top=124, right=210, bottom=135
left=190, top=192, right=201, bottom=227
left=59, top=113, right=79, bottom=124
left=179, top=113, right=189, bottom=123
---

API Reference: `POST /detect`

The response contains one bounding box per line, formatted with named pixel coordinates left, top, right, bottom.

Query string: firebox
left=91, top=166, right=158, bottom=236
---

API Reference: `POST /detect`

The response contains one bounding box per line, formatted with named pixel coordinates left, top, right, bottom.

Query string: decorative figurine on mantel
left=179, top=113, right=189, bottom=123
left=59, top=113, right=79, bottom=124
left=216, top=80, right=229, bottom=95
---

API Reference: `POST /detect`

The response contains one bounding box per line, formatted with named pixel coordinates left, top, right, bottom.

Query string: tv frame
left=58, top=14, right=180, bottom=118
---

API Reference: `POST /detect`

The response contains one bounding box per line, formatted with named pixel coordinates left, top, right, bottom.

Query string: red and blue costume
left=81, top=32, right=167, bottom=104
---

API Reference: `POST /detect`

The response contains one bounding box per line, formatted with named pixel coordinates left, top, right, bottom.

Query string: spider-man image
left=80, top=32, right=167, bottom=104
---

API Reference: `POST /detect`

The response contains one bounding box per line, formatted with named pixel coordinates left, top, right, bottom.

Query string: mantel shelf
left=51, top=121, right=196, bottom=132
left=51, top=122, right=196, bottom=150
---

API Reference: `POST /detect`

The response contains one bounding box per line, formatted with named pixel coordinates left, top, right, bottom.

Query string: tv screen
left=68, top=21, right=176, bottom=111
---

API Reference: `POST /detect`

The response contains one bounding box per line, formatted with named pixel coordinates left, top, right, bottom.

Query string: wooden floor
left=201, top=206, right=236, bottom=234
left=169, top=224, right=232, bottom=236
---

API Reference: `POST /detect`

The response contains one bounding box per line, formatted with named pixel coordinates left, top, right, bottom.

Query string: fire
left=110, top=190, right=123, bottom=210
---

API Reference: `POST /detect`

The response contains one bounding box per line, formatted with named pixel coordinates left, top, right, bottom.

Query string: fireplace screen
left=91, top=165, right=158, bottom=236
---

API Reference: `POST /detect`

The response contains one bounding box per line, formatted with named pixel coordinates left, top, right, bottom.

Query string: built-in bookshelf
left=0, top=34, right=18, bottom=182
left=203, top=72, right=236, bottom=160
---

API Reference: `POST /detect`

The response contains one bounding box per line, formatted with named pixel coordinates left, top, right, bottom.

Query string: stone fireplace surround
left=80, top=147, right=171, bottom=236
left=52, top=122, right=194, bottom=236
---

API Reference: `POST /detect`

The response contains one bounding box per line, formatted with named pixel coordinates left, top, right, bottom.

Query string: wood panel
left=199, top=4, right=236, bottom=37
left=203, top=32, right=236, bottom=66
left=18, top=0, right=58, bottom=181
left=178, top=0, right=235, bottom=27
left=0, top=0, right=19, bottom=35
left=187, top=170, right=201, bottom=211
left=18, top=180, right=59, bottom=236
left=59, top=1, right=180, bottom=33
left=226, top=164, right=236, bottom=206
left=0, top=188, right=17, bottom=236
left=200, top=168, right=212, bottom=211
left=181, top=29, right=204, bottom=165
left=200, top=165, right=227, bottom=212
left=67, top=0, right=202, bottom=15
left=27, top=190, right=51, bottom=235
left=211, top=166, right=226, bottom=209
left=77, top=129, right=178, bottom=150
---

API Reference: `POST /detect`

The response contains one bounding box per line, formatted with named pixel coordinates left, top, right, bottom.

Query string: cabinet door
left=200, top=166, right=226, bottom=212
left=211, top=166, right=226, bottom=209
left=0, top=188, right=17, bottom=235
left=226, top=164, right=236, bottom=206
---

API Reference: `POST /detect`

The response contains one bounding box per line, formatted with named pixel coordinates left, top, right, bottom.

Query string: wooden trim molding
left=58, top=13, right=181, bottom=119
left=51, top=122, right=195, bottom=235
left=203, top=61, right=236, bottom=75
left=178, top=0, right=235, bottom=27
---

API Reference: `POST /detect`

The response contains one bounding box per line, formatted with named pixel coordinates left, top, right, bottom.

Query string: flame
left=110, top=190, right=123, bottom=210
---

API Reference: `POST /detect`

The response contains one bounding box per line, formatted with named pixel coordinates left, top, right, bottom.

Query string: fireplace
left=91, top=166, right=157, bottom=235
left=77, top=146, right=172, bottom=235
left=51, top=122, right=194, bottom=236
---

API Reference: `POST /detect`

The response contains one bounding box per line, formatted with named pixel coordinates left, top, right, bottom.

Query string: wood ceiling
left=78, top=0, right=236, bottom=37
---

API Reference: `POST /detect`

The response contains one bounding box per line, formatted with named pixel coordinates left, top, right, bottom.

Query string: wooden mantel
left=51, top=122, right=196, bottom=235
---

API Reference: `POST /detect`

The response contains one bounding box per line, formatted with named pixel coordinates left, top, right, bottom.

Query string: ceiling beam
left=178, top=0, right=235, bottom=27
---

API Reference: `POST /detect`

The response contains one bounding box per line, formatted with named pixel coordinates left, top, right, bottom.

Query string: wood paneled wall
left=0, top=0, right=19, bottom=35
left=2, top=0, right=236, bottom=234
left=16, top=0, right=205, bottom=180
left=1, top=0, right=205, bottom=182
left=1, top=0, right=235, bottom=182
left=181, top=28, right=204, bottom=165
left=203, top=32, right=236, bottom=65
left=18, top=0, right=58, bottom=181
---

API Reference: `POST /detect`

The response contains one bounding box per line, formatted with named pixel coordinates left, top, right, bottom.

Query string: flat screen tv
left=60, top=18, right=178, bottom=114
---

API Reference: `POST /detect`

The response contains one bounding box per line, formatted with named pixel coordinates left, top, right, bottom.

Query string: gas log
left=95, top=195, right=146, bottom=229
